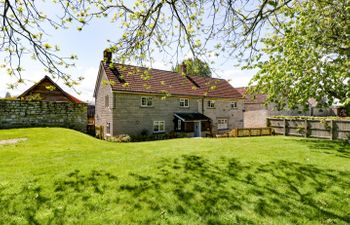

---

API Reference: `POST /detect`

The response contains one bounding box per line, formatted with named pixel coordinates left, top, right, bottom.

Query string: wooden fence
left=215, top=127, right=272, bottom=138
left=267, top=118, right=350, bottom=140
left=230, top=128, right=272, bottom=137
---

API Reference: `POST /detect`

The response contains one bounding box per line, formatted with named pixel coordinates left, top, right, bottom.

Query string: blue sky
left=0, top=2, right=256, bottom=102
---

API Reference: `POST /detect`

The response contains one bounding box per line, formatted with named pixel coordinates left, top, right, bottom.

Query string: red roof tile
left=18, top=76, right=84, bottom=104
left=235, top=86, right=267, bottom=104
left=103, top=63, right=242, bottom=99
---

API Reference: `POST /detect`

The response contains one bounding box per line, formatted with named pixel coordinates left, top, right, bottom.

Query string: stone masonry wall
left=112, top=93, right=201, bottom=136
left=200, top=98, right=244, bottom=134
left=0, top=100, right=87, bottom=132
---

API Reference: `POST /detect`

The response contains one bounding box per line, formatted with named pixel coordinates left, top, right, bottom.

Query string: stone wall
left=243, top=103, right=313, bottom=128
left=200, top=98, right=244, bottom=133
left=0, top=100, right=87, bottom=132
left=94, top=64, right=114, bottom=136
left=111, top=93, right=201, bottom=136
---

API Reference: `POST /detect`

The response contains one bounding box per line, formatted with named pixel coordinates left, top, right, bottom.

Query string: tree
left=5, top=92, right=11, bottom=98
left=172, top=58, right=211, bottom=77
left=0, top=0, right=292, bottom=87
left=3, top=0, right=347, bottom=108
left=246, top=0, right=350, bottom=109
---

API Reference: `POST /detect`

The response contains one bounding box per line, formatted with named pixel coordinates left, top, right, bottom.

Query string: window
left=141, top=97, right=153, bottom=107
left=106, top=122, right=111, bottom=135
left=217, top=119, right=228, bottom=130
left=177, top=120, right=182, bottom=130
left=230, top=101, right=237, bottom=109
left=208, top=100, right=215, bottom=108
left=153, top=121, right=165, bottom=133
left=179, top=98, right=189, bottom=107
left=105, top=95, right=109, bottom=108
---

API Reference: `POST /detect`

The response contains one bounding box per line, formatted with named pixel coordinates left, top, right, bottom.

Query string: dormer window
left=179, top=98, right=189, bottom=107
left=231, top=101, right=237, bottom=109
left=141, top=97, right=153, bottom=107
left=207, top=100, right=215, bottom=108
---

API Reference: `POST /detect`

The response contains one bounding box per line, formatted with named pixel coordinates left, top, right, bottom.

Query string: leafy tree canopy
left=0, top=0, right=289, bottom=87
left=246, top=0, right=350, bottom=108
left=1, top=0, right=348, bottom=108
left=172, top=58, right=211, bottom=77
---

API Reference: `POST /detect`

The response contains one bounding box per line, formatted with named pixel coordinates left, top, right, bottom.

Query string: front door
left=194, top=121, right=201, bottom=137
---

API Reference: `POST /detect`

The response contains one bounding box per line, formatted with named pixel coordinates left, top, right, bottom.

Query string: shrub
left=110, top=134, right=131, bottom=143
left=140, top=129, right=149, bottom=136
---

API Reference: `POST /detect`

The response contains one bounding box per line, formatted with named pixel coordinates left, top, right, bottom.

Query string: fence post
left=304, top=119, right=308, bottom=138
left=283, top=119, right=287, bottom=136
left=266, top=118, right=270, bottom=127
left=330, top=120, right=334, bottom=140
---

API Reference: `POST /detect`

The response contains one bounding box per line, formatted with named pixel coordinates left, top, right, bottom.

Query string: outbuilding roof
left=174, top=112, right=211, bottom=122
left=18, top=76, right=84, bottom=103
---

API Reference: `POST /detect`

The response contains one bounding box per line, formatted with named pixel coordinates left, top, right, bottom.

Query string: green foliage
left=2, top=0, right=291, bottom=88
left=271, top=116, right=350, bottom=121
left=0, top=128, right=350, bottom=224
left=248, top=0, right=350, bottom=109
left=131, top=131, right=183, bottom=142
left=172, top=58, right=212, bottom=77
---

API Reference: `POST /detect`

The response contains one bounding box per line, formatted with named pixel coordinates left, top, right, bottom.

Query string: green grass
left=0, top=128, right=349, bottom=225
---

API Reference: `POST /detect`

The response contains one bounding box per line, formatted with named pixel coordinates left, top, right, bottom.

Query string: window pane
left=147, top=98, right=152, bottom=106
left=185, top=99, right=189, bottom=106
left=153, top=123, right=159, bottom=132
left=141, top=97, right=146, bottom=106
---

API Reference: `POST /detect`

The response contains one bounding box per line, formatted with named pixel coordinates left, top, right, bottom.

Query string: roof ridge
left=113, top=62, right=181, bottom=75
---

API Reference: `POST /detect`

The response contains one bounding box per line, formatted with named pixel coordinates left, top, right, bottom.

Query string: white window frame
left=177, top=120, right=182, bottom=130
left=230, top=101, right=238, bottom=109
left=217, top=119, right=228, bottom=130
left=153, top=121, right=165, bottom=133
left=141, top=96, right=153, bottom=107
left=105, top=95, right=109, bottom=108
left=208, top=100, right=215, bottom=108
left=179, top=98, right=189, bottom=108
left=106, top=122, right=111, bottom=135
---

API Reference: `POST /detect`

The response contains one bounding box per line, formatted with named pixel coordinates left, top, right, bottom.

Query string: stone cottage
left=94, top=53, right=244, bottom=138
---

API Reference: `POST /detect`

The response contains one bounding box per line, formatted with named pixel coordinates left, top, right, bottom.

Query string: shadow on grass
left=295, top=139, right=350, bottom=159
left=1, top=156, right=350, bottom=224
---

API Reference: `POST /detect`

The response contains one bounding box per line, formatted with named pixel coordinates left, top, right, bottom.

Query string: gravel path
left=0, top=138, right=28, bottom=145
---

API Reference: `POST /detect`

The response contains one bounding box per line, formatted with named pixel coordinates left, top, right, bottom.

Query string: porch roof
left=174, top=113, right=211, bottom=122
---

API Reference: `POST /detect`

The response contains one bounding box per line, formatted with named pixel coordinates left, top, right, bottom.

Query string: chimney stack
left=180, top=63, right=187, bottom=76
left=103, top=49, right=112, bottom=64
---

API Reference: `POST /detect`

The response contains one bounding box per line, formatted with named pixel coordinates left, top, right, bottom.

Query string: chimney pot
left=103, top=49, right=112, bottom=64
left=180, top=63, right=187, bottom=76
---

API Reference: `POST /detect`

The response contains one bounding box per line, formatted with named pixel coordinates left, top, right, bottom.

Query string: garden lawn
left=0, top=128, right=349, bottom=225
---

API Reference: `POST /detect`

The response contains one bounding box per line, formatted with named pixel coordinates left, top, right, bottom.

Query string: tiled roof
left=18, top=76, right=84, bottom=104
left=188, top=76, right=242, bottom=98
left=102, top=63, right=242, bottom=99
left=235, top=87, right=267, bottom=104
